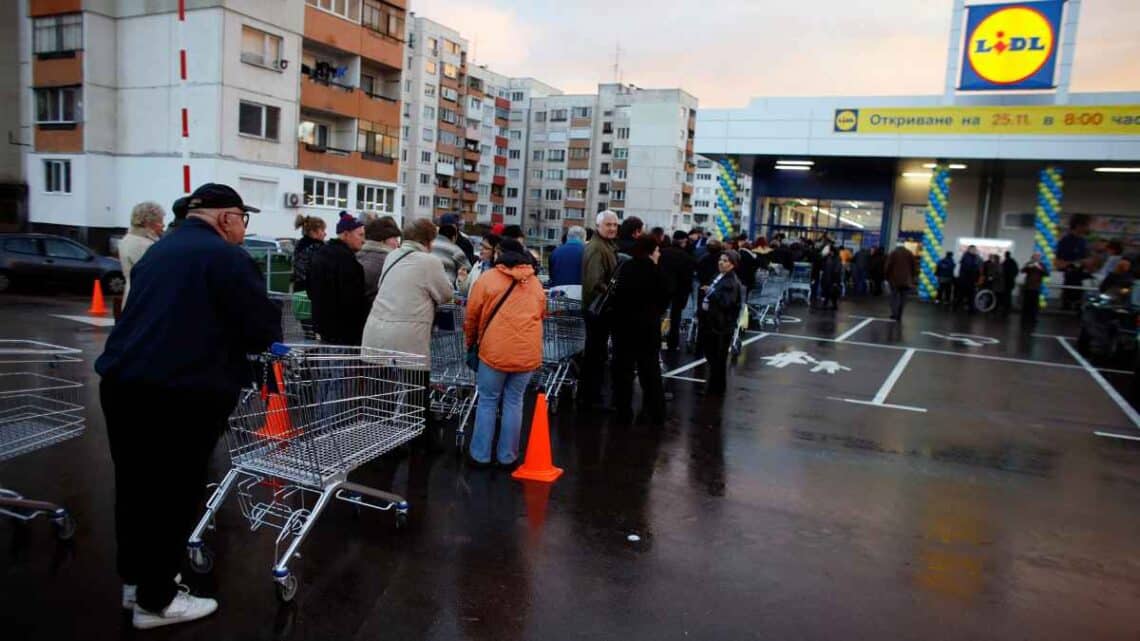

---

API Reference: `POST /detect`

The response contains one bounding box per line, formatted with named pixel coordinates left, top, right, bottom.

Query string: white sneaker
left=122, top=574, right=182, bottom=609
left=132, top=587, right=217, bottom=630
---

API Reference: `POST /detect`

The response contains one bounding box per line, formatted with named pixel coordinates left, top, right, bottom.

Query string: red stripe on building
left=180, top=50, right=187, bottom=80
left=178, top=0, right=185, bottom=20
left=182, top=165, right=191, bottom=193
left=181, top=108, right=189, bottom=137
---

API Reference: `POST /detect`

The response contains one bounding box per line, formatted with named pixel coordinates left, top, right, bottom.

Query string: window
left=422, top=127, right=434, bottom=142
left=435, top=196, right=452, bottom=209
left=510, top=110, right=523, bottom=121
left=572, top=106, right=591, bottom=118
left=362, top=0, right=404, bottom=40
left=423, top=105, right=435, bottom=119
left=545, top=209, right=561, bottom=220
left=532, top=169, right=543, bottom=179
left=402, top=125, right=410, bottom=138
left=33, top=14, right=82, bottom=55
left=602, top=122, right=613, bottom=134
left=405, top=78, right=411, bottom=92
left=304, top=177, right=349, bottom=208
left=600, top=162, right=610, bottom=175
left=547, top=149, right=566, bottom=162
left=532, top=150, right=544, bottom=162
left=568, top=169, right=590, bottom=179
left=298, top=120, right=329, bottom=147
left=469, top=97, right=482, bottom=111
left=419, top=173, right=431, bottom=184
left=427, top=37, right=438, bottom=54
left=509, top=149, right=521, bottom=160
left=439, top=131, right=460, bottom=147
left=358, top=120, right=398, bottom=158
left=44, top=238, right=90, bottom=260
left=546, top=228, right=557, bottom=240
left=507, top=169, right=520, bottom=179
left=35, top=87, right=81, bottom=124
left=566, top=208, right=585, bottom=219
left=567, top=189, right=586, bottom=200
left=306, top=0, right=361, bottom=21
left=506, top=206, right=518, bottom=217
left=424, top=83, right=436, bottom=97
left=534, top=111, right=546, bottom=123
left=425, top=60, right=437, bottom=75
left=568, top=148, right=589, bottom=160
left=240, top=26, right=282, bottom=68
left=611, top=189, right=625, bottom=201
left=529, top=189, right=542, bottom=199
left=510, top=130, right=522, bottom=140
left=616, top=127, right=630, bottom=139
left=418, top=195, right=431, bottom=207
left=238, top=101, right=279, bottom=140
left=442, top=63, right=458, bottom=79
left=439, top=108, right=458, bottom=124
left=494, top=165, right=506, bottom=177
left=598, top=183, right=610, bottom=195
left=421, top=150, right=432, bottom=163
left=614, top=168, right=627, bottom=179
left=4, top=238, right=40, bottom=255
left=358, top=184, right=394, bottom=213
left=549, top=109, right=568, bottom=122
left=507, top=187, right=519, bottom=198
left=441, top=86, right=458, bottom=102
left=478, top=184, right=490, bottom=197
left=601, top=142, right=612, bottom=154
left=443, top=39, right=462, bottom=55
left=547, top=169, right=564, bottom=180
left=614, top=147, right=629, bottom=159
left=44, top=160, right=71, bottom=194
left=511, top=91, right=524, bottom=102
left=495, top=146, right=507, bottom=156
left=545, top=189, right=563, bottom=201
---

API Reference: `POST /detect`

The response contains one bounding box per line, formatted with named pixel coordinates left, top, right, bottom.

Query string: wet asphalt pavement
left=2, top=293, right=1139, bottom=641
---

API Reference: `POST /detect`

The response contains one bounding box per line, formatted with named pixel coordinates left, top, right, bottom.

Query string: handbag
left=586, top=259, right=626, bottom=321
left=466, top=279, right=518, bottom=371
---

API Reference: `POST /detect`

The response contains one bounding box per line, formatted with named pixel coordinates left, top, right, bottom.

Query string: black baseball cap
left=186, top=183, right=260, bottom=213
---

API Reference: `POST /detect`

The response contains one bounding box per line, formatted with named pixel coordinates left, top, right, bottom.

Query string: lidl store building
left=694, top=0, right=1140, bottom=277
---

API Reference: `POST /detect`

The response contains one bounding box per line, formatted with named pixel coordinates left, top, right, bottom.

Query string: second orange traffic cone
left=512, top=392, right=563, bottom=483
left=88, top=280, right=107, bottom=316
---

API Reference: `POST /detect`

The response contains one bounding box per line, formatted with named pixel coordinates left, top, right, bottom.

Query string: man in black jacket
left=308, top=212, right=369, bottom=344
left=96, top=183, right=281, bottom=629
left=659, top=231, right=696, bottom=350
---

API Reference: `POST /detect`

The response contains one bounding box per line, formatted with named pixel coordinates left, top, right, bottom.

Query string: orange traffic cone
left=88, top=280, right=107, bottom=316
left=512, top=392, right=563, bottom=483
left=256, top=362, right=293, bottom=440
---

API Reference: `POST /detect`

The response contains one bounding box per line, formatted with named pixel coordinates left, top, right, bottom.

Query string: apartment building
left=525, top=83, right=698, bottom=243
left=22, top=0, right=404, bottom=248
left=1, top=0, right=29, bottom=232
left=692, top=154, right=753, bottom=236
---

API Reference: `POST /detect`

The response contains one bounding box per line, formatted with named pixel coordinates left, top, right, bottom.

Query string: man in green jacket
left=579, top=210, right=620, bottom=409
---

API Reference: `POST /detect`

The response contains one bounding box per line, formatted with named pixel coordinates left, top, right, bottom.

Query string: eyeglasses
left=224, top=211, right=250, bottom=228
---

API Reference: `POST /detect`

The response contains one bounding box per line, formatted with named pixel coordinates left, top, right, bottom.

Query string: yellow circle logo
left=966, top=6, right=1055, bottom=85
left=834, top=109, right=858, bottom=132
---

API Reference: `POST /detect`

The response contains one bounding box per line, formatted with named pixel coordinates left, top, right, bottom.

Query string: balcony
left=304, top=5, right=403, bottom=68
left=297, top=142, right=397, bottom=182
left=492, top=175, right=506, bottom=187
left=300, top=78, right=358, bottom=117
left=35, top=124, right=83, bottom=153
left=436, top=162, right=455, bottom=177
left=33, top=52, right=83, bottom=87
left=462, top=191, right=477, bottom=203
left=566, top=178, right=588, bottom=190
left=30, top=0, right=81, bottom=16
left=682, top=183, right=693, bottom=195
left=463, top=148, right=481, bottom=162
left=463, top=170, right=480, bottom=182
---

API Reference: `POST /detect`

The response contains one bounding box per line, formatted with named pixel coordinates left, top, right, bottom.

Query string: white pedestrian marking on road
left=810, top=360, right=851, bottom=374
left=834, top=318, right=874, bottom=342
left=1057, top=337, right=1140, bottom=430
left=52, top=314, right=115, bottom=328
left=1094, top=431, right=1140, bottom=442
left=921, top=331, right=999, bottom=348
left=873, top=348, right=916, bottom=404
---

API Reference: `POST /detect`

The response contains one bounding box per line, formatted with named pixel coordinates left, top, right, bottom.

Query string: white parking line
left=52, top=314, right=115, bottom=328
left=834, top=318, right=875, bottom=342
left=872, top=348, right=916, bottom=404
left=833, top=397, right=928, bottom=413
left=1056, top=337, right=1140, bottom=430
left=1094, top=431, right=1140, bottom=442
left=668, top=375, right=707, bottom=384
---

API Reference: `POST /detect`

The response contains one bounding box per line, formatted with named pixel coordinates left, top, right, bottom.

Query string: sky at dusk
left=408, top=0, right=1140, bottom=107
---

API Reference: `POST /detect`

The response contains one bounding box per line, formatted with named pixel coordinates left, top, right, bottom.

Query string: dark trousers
left=101, top=378, right=234, bottom=612
left=702, top=328, right=733, bottom=394
left=1021, top=289, right=1041, bottom=327
left=612, top=329, right=665, bottom=423
left=938, top=279, right=954, bottom=305
left=890, top=286, right=910, bottom=320
left=957, top=282, right=976, bottom=312
left=1062, top=268, right=1084, bottom=310
left=580, top=314, right=612, bottom=405
left=665, top=292, right=690, bottom=350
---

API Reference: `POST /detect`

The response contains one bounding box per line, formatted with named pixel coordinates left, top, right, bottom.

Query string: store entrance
left=760, top=197, right=885, bottom=249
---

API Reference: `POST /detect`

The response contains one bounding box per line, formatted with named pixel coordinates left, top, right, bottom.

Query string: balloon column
left=1034, top=166, right=1063, bottom=309
left=918, top=164, right=951, bottom=302
left=714, top=158, right=739, bottom=240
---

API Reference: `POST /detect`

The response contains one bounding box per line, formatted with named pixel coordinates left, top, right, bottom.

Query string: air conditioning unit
left=283, top=192, right=302, bottom=208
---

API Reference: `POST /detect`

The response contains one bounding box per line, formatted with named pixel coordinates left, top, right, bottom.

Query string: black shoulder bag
left=586, top=258, right=627, bottom=322
left=466, top=280, right=518, bottom=371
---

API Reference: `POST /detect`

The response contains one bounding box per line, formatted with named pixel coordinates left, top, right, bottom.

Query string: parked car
left=242, top=235, right=294, bottom=293
left=0, top=233, right=124, bottom=294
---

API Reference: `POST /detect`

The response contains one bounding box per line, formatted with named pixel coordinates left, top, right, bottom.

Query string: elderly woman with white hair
left=119, top=201, right=166, bottom=303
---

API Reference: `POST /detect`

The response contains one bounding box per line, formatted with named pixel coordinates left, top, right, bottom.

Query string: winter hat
left=439, top=213, right=460, bottom=226
left=490, top=223, right=505, bottom=235
left=365, top=215, right=401, bottom=242
left=495, top=238, right=533, bottom=268
left=336, top=211, right=363, bottom=235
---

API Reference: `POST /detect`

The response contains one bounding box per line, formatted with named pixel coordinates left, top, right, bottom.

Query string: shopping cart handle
left=270, top=342, right=291, bottom=357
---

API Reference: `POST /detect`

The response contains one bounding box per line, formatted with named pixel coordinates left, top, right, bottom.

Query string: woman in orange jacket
left=463, top=239, right=547, bottom=466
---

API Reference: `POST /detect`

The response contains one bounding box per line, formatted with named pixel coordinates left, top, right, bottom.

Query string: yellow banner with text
left=832, top=105, right=1140, bottom=135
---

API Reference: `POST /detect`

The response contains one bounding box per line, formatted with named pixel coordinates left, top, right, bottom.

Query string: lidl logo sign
left=959, top=1, right=1063, bottom=91
left=834, top=109, right=859, bottom=132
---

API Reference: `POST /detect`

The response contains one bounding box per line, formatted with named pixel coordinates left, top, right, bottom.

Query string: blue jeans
left=470, top=363, right=534, bottom=464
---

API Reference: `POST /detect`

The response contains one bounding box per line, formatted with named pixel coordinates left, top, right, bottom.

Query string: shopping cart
left=536, top=295, right=585, bottom=412
left=747, top=273, right=788, bottom=329
left=272, top=292, right=317, bottom=343
left=680, top=280, right=701, bottom=353
left=0, top=340, right=84, bottom=539
left=786, top=261, right=813, bottom=303
left=430, top=303, right=478, bottom=447
left=186, top=344, right=425, bottom=602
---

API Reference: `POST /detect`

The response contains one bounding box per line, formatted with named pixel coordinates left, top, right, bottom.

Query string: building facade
left=22, top=0, right=405, bottom=249
left=691, top=154, right=752, bottom=235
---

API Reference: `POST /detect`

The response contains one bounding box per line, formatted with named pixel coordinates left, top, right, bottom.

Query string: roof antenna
left=613, top=42, right=622, bottom=83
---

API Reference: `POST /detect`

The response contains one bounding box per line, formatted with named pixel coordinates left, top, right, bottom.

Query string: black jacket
left=696, top=249, right=723, bottom=286
left=1002, top=257, right=1019, bottom=289
left=610, top=256, right=670, bottom=338
left=292, top=235, right=323, bottom=292
left=659, top=243, right=696, bottom=300
left=456, top=233, right=476, bottom=265
left=95, top=218, right=282, bottom=398
left=308, top=239, right=369, bottom=344
left=700, top=271, right=743, bottom=335
left=737, top=248, right=759, bottom=290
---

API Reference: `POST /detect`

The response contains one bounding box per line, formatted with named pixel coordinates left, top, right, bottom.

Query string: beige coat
left=361, top=241, right=453, bottom=369
left=118, top=229, right=158, bottom=303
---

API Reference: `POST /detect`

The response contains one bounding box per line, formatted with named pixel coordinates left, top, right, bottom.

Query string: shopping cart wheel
left=188, top=544, right=214, bottom=574
left=395, top=502, right=409, bottom=529
left=53, top=510, right=76, bottom=541
left=276, top=574, right=298, bottom=603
